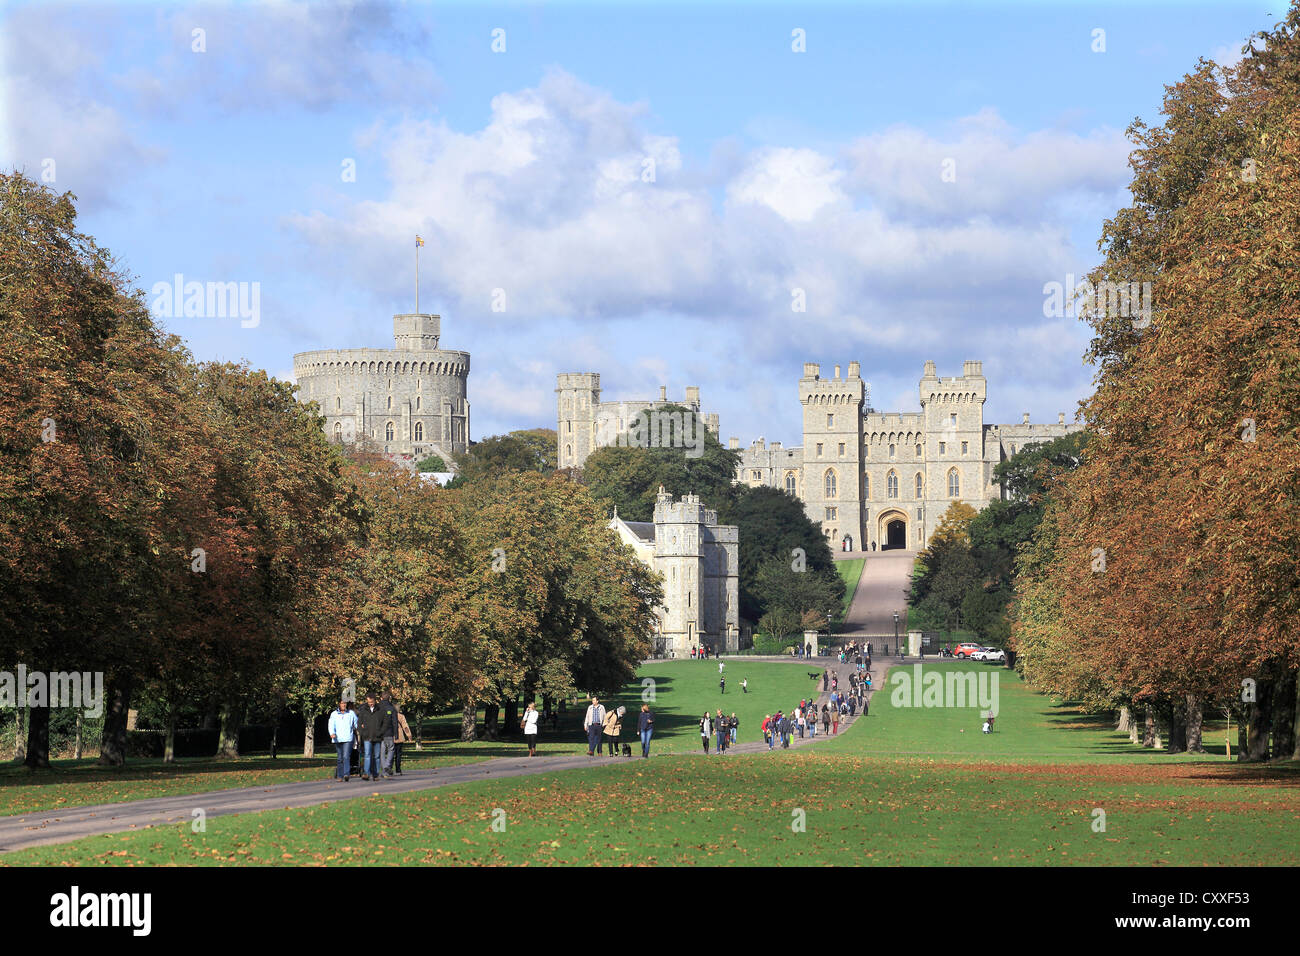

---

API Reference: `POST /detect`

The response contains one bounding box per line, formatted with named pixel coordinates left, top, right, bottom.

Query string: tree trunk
left=1237, top=708, right=1249, bottom=762
left=302, top=707, right=316, bottom=758
left=23, top=703, right=50, bottom=768
left=1293, top=678, right=1300, bottom=760
left=483, top=703, right=500, bottom=740
left=460, top=699, right=477, bottom=742
left=12, top=707, right=25, bottom=761
left=1116, top=706, right=1132, bottom=735
left=1184, top=694, right=1205, bottom=753
left=1271, top=670, right=1297, bottom=760
left=415, top=713, right=423, bottom=750
left=1165, top=699, right=1187, bottom=755
left=73, top=711, right=83, bottom=760
left=163, top=700, right=178, bottom=763
left=1246, top=679, right=1273, bottom=762
left=217, top=700, right=243, bottom=759
left=503, top=697, right=519, bottom=736
left=97, top=677, right=131, bottom=767
left=1142, top=706, right=1157, bottom=748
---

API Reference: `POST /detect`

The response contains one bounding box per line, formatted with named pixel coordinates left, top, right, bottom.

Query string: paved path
left=841, top=550, right=915, bottom=647
left=0, top=656, right=895, bottom=854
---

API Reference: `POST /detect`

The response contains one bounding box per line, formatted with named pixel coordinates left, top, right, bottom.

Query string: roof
left=621, top=521, right=656, bottom=542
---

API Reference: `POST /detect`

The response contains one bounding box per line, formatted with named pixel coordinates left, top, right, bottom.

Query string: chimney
left=1058, top=412, right=1065, bottom=425
left=659, top=386, right=666, bottom=402
left=834, top=364, right=841, bottom=380
left=728, top=437, right=739, bottom=450
left=685, top=386, right=700, bottom=406
left=1022, top=412, right=1030, bottom=425
left=803, top=363, right=820, bottom=379
left=847, top=361, right=861, bottom=379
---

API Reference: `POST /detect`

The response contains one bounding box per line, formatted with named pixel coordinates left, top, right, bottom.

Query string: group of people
left=326, top=692, right=414, bottom=782
left=583, top=697, right=657, bottom=758
left=837, top=640, right=872, bottom=667
left=698, top=709, right=739, bottom=752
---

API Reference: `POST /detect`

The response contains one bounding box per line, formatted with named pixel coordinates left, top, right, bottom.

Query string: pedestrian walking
left=378, top=691, right=399, bottom=778
left=720, top=674, right=726, bottom=694
left=583, top=697, right=606, bottom=756
left=603, top=705, right=625, bottom=756
left=700, top=711, right=713, bottom=753
left=327, top=700, right=357, bottom=782
left=522, top=701, right=540, bottom=756
left=638, top=704, right=655, bottom=758
left=356, top=693, right=385, bottom=781
left=392, top=700, right=413, bottom=774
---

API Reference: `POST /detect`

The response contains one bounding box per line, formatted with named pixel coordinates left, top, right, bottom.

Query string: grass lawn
left=0, top=661, right=820, bottom=816
left=10, top=662, right=1298, bottom=866
left=835, top=557, right=864, bottom=622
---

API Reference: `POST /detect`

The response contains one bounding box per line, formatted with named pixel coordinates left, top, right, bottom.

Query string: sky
left=1, top=0, right=1286, bottom=445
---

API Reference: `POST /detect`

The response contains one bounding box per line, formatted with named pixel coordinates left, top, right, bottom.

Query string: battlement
left=556, top=372, right=601, bottom=392
left=393, top=313, right=440, bottom=351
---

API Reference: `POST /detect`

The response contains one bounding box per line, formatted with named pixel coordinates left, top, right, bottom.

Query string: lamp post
left=893, top=610, right=901, bottom=657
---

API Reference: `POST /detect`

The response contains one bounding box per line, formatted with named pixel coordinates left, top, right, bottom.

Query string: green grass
left=10, top=662, right=1298, bottom=866
left=835, top=557, right=864, bottom=623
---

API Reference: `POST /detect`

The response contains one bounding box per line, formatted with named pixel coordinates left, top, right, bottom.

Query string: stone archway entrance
left=841, top=534, right=854, bottom=552
left=878, top=510, right=908, bottom=551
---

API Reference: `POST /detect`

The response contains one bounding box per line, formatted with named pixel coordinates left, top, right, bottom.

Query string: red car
left=953, top=642, right=983, bottom=659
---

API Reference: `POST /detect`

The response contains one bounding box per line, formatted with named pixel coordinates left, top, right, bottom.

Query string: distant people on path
left=639, top=704, right=655, bottom=758
left=823, top=671, right=829, bottom=691
left=822, top=705, right=831, bottom=736
left=584, top=697, right=606, bottom=756
left=603, top=705, right=625, bottom=756
left=700, top=711, right=713, bottom=753
left=328, top=700, right=357, bottom=782
left=762, top=714, right=773, bottom=748
left=779, top=712, right=792, bottom=748
left=522, top=701, right=540, bottom=756
left=392, top=700, right=413, bottom=774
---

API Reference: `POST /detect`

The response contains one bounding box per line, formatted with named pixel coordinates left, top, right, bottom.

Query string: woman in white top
left=700, top=712, right=712, bottom=753
left=522, top=701, right=540, bottom=757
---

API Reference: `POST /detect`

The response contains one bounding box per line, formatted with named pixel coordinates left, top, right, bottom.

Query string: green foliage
left=415, top=454, right=447, bottom=473
left=445, top=429, right=557, bottom=487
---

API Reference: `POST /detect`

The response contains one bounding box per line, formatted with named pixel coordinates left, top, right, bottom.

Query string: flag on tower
left=415, top=235, right=425, bottom=247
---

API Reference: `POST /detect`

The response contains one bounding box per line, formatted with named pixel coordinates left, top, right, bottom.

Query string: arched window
left=335, top=396, right=341, bottom=410
left=824, top=469, right=837, bottom=499
left=887, top=470, right=898, bottom=499
left=333, top=422, right=342, bottom=441
left=889, top=443, right=896, bottom=459
left=416, top=396, right=421, bottom=410
left=387, top=395, right=393, bottom=410
left=385, top=421, right=395, bottom=441
left=863, top=474, right=870, bottom=499
left=915, top=443, right=922, bottom=457
left=785, top=472, right=797, bottom=495
left=414, top=422, right=424, bottom=441
left=915, top=472, right=924, bottom=497
left=948, top=468, right=960, bottom=497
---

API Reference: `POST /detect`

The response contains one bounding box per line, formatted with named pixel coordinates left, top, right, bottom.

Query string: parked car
left=974, top=647, right=1006, bottom=663
left=953, top=642, right=983, bottom=659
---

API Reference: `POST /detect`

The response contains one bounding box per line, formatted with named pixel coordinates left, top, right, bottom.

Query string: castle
left=733, top=360, right=1080, bottom=550
left=609, top=489, right=740, bottom=657
left=293, top=313, right=470, bottom=464
left=562, top=360, right=1081, bottom=552
left=555, top=373, right=720, bottom=470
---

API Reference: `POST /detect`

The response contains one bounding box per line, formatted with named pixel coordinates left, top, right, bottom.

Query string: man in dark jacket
left=378, top=692, right=399, bottom=778
left=356, top=694, right=388, bottom=781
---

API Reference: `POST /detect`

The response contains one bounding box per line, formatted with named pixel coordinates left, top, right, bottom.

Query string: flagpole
left=415, top=239, right=420, bottom=314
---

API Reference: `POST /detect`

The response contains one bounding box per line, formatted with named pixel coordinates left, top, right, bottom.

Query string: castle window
left=915, top=473, right=924, bottom=497
left=916, top=443, right=922, bottom=457
left=950, top=413, right=957, bottom=426
left=752, top=470, right=762, bottom=481
left=948, top=468, right=960, bottom=497
left=416, top=396, right=421, bottom=410
left=825, top=507, right=837, bottom=520
left=939, top=442, right=946, bottom=455
left=415, top=422, right=424, bottom=441
left=816, top=443, right=823, bottom=456
left=785, top=472, right=797, bottom=495
left=838, top=442, right=845, bottom=456
left=864, top=474, right=870, bottom=499
left=333, top=422, right=342, bottom=440
left=887, top=470, right=898, bottom=499
left=385, top=421, right=395, bottom=441
left=336, top=396, right=341, bottom=410
left=387, top=395, right=393, bottom=410
left=827, top=414, right=834, bottom=427
left=961, top=441, right=968, bottom=455
left=889, top=443, right=896, bottom=458
left=824, top=469, right=837, bottom=499
left=565, top=444, right=572, bottom=460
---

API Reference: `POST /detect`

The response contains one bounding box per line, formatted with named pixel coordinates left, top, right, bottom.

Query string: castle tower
left=393, top=313, right=440, bottom=351
left=556, top=372, right=601, bottom=469
left=799, top=361, right=865, bottom=550
left=919, top=359, right=986, bottom=540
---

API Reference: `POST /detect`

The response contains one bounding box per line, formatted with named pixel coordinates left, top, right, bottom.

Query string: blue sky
left=2, top=0, right=1284, bottom=444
